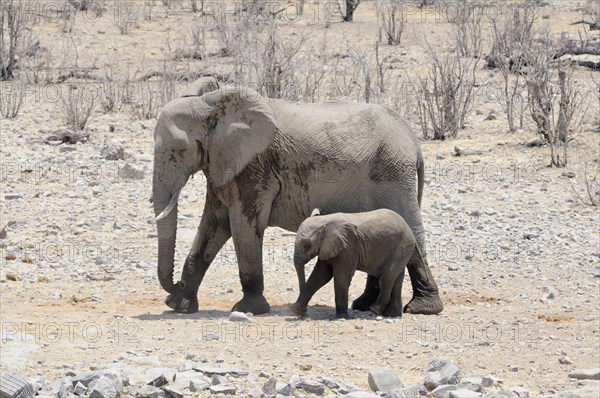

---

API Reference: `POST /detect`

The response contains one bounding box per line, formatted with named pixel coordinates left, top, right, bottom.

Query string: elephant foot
left=232, top=293, right=270, bottom=315
left=289, top=301, right=307, bottom=316
left=403, top=293, right=443, bottom=315
left=382, top=303, right=403, bottom=318
left=335, top=311, right=350, bottom=319
left=352, top=291, right=378, bottom=311
left=369, top=303, right=385, bottom=316
left=165, top=293, right=199, bottom=314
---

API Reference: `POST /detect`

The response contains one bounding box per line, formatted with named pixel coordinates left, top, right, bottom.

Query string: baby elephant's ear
left=310, top=208, right=321, bottom=217
left=318, top=223, right=355, bottom=261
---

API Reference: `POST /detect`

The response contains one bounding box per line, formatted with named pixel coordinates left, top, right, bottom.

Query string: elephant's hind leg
left=165, top=190, right=231, bottom=313
left=352, top=275, right=380, bottom=311
left=403, top=247, right=444, bottom=315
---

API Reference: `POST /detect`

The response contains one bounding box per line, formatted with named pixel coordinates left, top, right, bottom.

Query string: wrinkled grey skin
left=290, top=209, right=425, bottom=319
left=153, top=77, right=443, bottom=315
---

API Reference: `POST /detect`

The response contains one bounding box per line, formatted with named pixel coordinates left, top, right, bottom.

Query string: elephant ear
left=202, top=88, right=278, bottom=188
left=179, top=76, right=219, bottom=97
left=318, top=222, right=356, bottom=261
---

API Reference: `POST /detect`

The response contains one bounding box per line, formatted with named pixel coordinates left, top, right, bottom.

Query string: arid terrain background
left=1, top=0, right=599, bottom=397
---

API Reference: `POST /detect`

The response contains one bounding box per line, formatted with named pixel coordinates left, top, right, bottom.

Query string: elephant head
left=153, top=78, right=278, bottom=294
left=293, top=210, right=356, bottom=300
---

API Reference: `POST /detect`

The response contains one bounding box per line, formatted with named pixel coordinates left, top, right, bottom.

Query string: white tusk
left=155, top=188, right=182, bottom=221
left=310, top=208, right=321, bottom=217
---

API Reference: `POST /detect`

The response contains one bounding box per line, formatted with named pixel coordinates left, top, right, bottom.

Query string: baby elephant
left=290, top=208, right=426, bottom=319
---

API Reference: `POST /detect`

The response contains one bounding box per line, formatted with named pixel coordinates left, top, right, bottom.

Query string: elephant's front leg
left=228, top=196, right=274, bottom=315
left=165, top=191, right=231, bottom=313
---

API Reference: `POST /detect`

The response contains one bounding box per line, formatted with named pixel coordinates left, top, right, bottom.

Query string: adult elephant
left=152, top=77, right=443, bottom=316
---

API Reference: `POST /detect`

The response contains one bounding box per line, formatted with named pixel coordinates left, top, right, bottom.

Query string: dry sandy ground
left=1, top=1, right=599, bottom=396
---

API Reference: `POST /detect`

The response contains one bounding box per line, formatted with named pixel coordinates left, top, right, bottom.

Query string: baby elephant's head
left=294, top=209, right=356, bottom=266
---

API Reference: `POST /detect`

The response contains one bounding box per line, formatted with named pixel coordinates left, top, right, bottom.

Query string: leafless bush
left=224, top=20, right=305, bottom=100
left=100, top=66, right=134, bottom=113
left=584, top=0, right=599, bottom=27
left=527, top=45, right=585, bottom=167
left=130, top=62, right=177, bottom=120
left=1, top=0, right=29, bottom=80
left=175, top=22, right=206, bottom=60
left=450, top=3, right=483, bottom=57
left=68, top=0, right=95, bottom=11
left=114, top=5, right=138, bottom=34
left=190, top=0, right=203, bottom=13
left=377, top=0, right=406, bottom=46
left=0, top=80, right=25, bottom=118
left=61, top=83, right=97, bottom=130
left=62, top=2, right=77, bottom=33
left=568, top=161, right=599, bottom=206
left=143, top=0, right=156, bottom=21
left=416, top=49, right=479, bottom=140
left=487, top=2, right=538, bottom=71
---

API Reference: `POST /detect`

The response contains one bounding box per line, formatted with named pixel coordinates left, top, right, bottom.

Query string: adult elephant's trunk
left=153, top=170, right=183, bottom=294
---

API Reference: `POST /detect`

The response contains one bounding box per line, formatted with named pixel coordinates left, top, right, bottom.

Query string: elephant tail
left=417, top=156, right=424, bottom=208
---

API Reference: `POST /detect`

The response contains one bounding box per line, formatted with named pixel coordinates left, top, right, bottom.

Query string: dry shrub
left=449, top=2, right=483, bottom=57
left=60, top=83, right=97, bottom=130
left=487, top=2, right=538, bottom=71
left=0, top=0, right=28, bottom=80
left=526, top=36, right=585, bottom=167
left=0, top=80, right=25, bottom=118
left=377, top=0, right=406, bottom=46
left=416, top=48, right=479, bottom=140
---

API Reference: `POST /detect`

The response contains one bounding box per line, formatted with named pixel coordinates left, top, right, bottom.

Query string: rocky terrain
left=1, top=1, right=599, bottom=397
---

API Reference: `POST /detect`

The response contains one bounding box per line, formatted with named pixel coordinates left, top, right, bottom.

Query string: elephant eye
left=304, top=242, right=311, bottom=250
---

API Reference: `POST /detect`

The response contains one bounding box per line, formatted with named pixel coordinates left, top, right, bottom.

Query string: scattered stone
left=4, top=193, right=23, bottom=200
left=188, top=379, right=209, bottom=392
left=346, top=391, right=380, bottom=398
left=541, top=286, right=559, bottom=301
left=546, top=384, right=600, bottom=398
left=38, top=377, right=72, bottom=397
left=117, top=162, right=145, bottom=180
left=262, top=378, right=276, bottom=396
left=295, top=380, right=325, bottom=395
left=73, top=382, right=87, bottom=395
left=462, top=377, right=493, bottom=388
left=193, top=365, right=247, bottom=376
left=211, top=375, right=228, bottom=386
left=482, top=389, right=518, bottom=398
left=558, top=356, right=572, bottom=365
left=276, top=383, right=294, bottom=396
left=384, top=384, right=427, bottom=398
left=568, top=368, right=600, bottom=380
left=449, top=389, right=482, bottom=398
left=100, top=142, right=125, bottom=161
left=509, top=386, right=528, bottom=398
left=424, top=358, right=462, bottom=391
left=147, top=375, right=168, bottom=388
left=432, top=384, right=458, bottom=398
left=176, top=363, right=192, bottom=372
left=44, top=129, right=90, bottom=145
left=163, top=386, right=183, bottom=398
left=368, top=369, right=403, bottom=392
left=561, top=171, right=576, bottom=178
left=227, top=311, right=251, bottom=322
left=485, top=111, right=497, bottom=121
left=136, top=385, right=165, bottom=398
left=88, top=374, right=123, bottom=398
left=0, top=225, right=6, bottom=239
left=208, top=385, right=236, bottom=395
left=0, top=373, right=36, bottom=398
left=247, top=387, right=264, bottom=397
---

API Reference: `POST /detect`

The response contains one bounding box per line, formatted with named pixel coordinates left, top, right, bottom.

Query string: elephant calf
left=290, top=208, right=425, bottom=319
